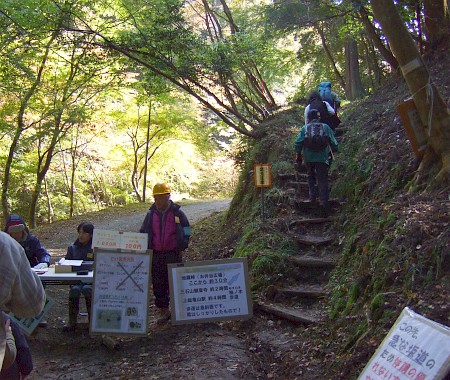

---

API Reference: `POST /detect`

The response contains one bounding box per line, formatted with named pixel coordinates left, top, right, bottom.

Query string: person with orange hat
left=139, top=183, right=191, bottom=324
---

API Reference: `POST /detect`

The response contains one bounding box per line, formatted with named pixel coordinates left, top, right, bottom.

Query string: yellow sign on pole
left=254, top=164, right=272, bottom=188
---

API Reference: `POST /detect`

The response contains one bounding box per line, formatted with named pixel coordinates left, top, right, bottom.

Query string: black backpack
left=309, top=98, right=340, bottom=131
left=304, top=122, right=329, bottom=151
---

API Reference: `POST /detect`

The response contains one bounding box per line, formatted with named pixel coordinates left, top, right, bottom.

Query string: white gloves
left=34, top=263, right=48, bottom=270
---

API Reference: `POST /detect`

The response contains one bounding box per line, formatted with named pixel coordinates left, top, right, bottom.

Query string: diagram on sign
left=116, top=261, right=145, bottom=292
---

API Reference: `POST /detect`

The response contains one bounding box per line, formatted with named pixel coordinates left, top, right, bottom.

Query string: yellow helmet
left=152, top=182, right=171, bottom=196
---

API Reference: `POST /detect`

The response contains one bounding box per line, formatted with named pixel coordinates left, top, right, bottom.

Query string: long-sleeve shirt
left=304, top=101, right=335, bottom=124
left=295, top=119, right=339, bottom=166
left=0, top=232, right=44, bottom=372
left=0, top=232, right=45, bottom=317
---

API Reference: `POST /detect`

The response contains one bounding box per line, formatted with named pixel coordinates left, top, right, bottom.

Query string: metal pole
left=261, top=187, right=265, bottom=221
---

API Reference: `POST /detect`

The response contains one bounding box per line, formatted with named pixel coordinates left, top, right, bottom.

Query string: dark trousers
left=152, top=251, right=181, bottom=309
left=306, top=162, right=329, bottom=206
left=68, top=283, right=92, bottom=324
left=69, top=283, right=92, bottom=300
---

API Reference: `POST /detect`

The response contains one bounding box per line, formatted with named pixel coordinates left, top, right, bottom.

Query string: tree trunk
left=422, top=0, right=450, bottom=48
left=344, top=37, right=365, bottom=100
left=371, top=0, right=450, bottom=184
left=29, top=125, right=62, bottom=228
left=69, top=147, right=77, bottom=218
left=316, top=24, right=346, bottom=95
left=43, top=177, right=54, bottom=224
left=142, top=100, right=152, bottom=203
left=357, top=6, right=399, bottom=71
left=1, top=31, right=57, bottom=224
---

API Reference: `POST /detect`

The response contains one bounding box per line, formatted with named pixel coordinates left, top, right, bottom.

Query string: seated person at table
left=4, top=214, right=51, bottom=270
left=62, top=222, right=94, bottom=332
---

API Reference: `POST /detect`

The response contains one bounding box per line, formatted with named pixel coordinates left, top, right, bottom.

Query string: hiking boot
left=156, top=308, right=171, bottom=324
left=63, top=298, right=79, bottom=332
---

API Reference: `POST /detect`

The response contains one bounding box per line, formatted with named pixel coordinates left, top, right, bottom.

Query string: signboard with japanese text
left=168, top=258, right=252, bottom=325
left=396, top=99, right=427, bottom=157
left=8, top=294, right=54, bottom=336
left=92, top=229, right=148, bottom=253
left=90, top=250, right=151, bottom=336
left=254, top=164, right=272, bottom=188
left=358, top=307, right=450, bottom=380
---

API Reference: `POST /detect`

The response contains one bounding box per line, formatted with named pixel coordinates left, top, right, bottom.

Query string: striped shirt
left=0, top=231, right=45, bottom=368
left=0, top=231, right=45, bottom=316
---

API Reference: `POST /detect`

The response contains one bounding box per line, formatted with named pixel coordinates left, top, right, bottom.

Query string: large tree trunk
left=344, top=37, right=365, bottom=100
left=371, top=0, right=450, bottom=185
left=357, top=6, right=399, bottom=71
left=422, top=0, right=450, bottom=48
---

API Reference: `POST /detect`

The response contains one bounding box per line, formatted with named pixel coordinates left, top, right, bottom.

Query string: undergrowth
left=191, top=59, right=449, bottom=379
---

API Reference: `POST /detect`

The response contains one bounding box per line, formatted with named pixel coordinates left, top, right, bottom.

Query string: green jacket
left=294, top=119, right=338, bottom=165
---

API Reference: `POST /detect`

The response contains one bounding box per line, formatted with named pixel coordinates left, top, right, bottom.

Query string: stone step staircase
left=257, top=168, right=339, bottom=326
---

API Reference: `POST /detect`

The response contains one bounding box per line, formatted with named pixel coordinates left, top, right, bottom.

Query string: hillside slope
left=189, top=41, right=449, bottom=379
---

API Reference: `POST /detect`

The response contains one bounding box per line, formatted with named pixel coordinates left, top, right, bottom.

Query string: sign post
left=254, top=164, right=272, bottom=221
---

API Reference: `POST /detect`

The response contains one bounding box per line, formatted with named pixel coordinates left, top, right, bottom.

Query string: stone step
left=277, top=173, right=308, bottom=181
left=256, top=302, right=322, bottom=325
left=286, top=181, right=309, bottom=188
left=294, top=199, right=340, bottom=209
left=289, top=233, right=334, bottom=246
left=286, top=255, right=336, bottom=268
left=289, top=217, right=332, bottom=227
left=278, top=285, right=327, bottom=299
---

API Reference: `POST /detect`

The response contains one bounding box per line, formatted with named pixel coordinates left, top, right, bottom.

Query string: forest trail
left=24, top=198, right=340, bottom=380
left=35, top=199, right=232, bottom=258
left=25, top=199, right=281, bottom=380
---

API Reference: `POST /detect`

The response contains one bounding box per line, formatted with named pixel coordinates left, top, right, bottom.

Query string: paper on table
left=32, top=267, right=49, bottom=273
left=58, top=258, right=83, bottom=266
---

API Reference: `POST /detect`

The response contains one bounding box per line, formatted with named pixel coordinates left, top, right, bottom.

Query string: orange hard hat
left=152, top=182, right=171, bottom=196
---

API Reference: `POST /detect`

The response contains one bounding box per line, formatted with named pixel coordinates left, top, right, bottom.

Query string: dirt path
left=26, top=199, right=278, bottom=380
left=37, top=199, right=232, bottom=259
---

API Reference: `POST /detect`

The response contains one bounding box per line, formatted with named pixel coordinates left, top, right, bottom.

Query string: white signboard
left=91, top=250, right=151, bottom=335
left=120, top=232, right=148, bottom=252
left=169, top=258, right=252, bottom=325
left=359, top=307, right=450, bottom=380
left=93, top=229, right=147, bottom=252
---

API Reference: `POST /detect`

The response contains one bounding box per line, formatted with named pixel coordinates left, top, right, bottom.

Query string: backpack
left=304, top=122, right=329, bottom=151
left=318, top=82, right=334, bottom=106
